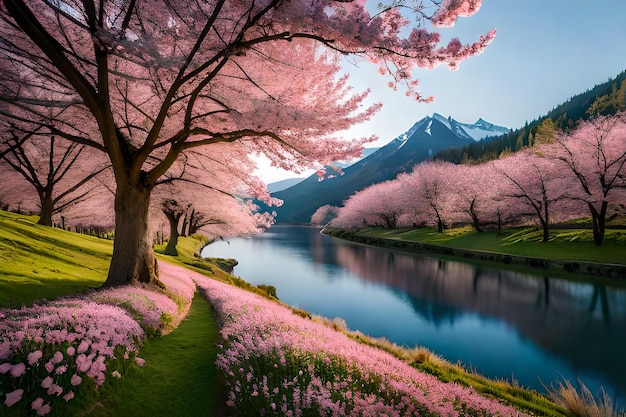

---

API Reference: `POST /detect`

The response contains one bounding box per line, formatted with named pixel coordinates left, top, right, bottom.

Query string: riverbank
left=323, top=226, right=626, bottom=280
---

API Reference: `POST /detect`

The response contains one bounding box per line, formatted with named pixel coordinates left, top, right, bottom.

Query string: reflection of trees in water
left=319, top=240, right=626, bottom=396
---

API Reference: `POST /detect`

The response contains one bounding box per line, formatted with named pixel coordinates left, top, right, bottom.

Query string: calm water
left=201, top=225, right=626, bottom=405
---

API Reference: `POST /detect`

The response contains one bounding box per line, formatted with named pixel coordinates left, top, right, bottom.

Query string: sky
left=256, top=0, right=626, bottom=183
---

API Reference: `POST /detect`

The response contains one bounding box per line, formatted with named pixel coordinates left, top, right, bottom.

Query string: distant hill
left=270, top=114, right=508, bottom=223
left=267, top=178, right=305, bottom=193
left=434, top=69, right=626, bottom=163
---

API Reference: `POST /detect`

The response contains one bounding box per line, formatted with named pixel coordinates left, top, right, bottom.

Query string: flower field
left=0, top=261, right=195, bottom=416
left=193, top=273, right=527, bottom=416
left=2, top=257, right=529, bottom=416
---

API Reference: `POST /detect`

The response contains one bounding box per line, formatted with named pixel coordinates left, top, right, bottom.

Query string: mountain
left=269, top=114, right=508, bottom=223
left=265, top=148, right=380, bottom=193
left=267, top=178, right=305, bottom=193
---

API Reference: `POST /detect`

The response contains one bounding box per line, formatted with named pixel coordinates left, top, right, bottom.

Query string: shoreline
left=322, top=228, right=626, bottom=280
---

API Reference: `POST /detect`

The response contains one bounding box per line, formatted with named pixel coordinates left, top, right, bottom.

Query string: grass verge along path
left=79, top=291, right=222, bottom=417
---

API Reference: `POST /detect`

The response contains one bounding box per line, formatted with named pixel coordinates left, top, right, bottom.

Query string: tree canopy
left=0, top=0, right=493, bottom=286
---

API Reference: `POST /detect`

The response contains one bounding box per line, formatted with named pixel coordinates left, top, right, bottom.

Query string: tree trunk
left=163, top=211, right=181, bottom=256
left=469, top=198, right=482, bottom=232
left=103, top=183, right=159, bottom=287
left=589, top=201, right=608, bottom=246
left=37, top=194, right=54, bottom=226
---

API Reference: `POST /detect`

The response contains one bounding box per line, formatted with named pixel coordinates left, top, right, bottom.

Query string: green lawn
left=0, top=210, right=110, bottom=307
left=355, top=226, right=626, bottom=265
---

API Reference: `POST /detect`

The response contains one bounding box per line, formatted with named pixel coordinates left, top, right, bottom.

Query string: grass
left=0, top=210, right=110, bottom=307
left=69, top=291, right=223, bottom=417
left=353, top=225, right=626, bottom=265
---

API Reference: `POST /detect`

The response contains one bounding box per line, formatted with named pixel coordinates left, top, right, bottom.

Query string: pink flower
left=31, top=397, right=44, bottom=410
left=135, top=357, right=145, bottom=367
left=0, top=362, right=12, bottom=374
left=111, top=370, right=121, bottom=378
left=77, top=340, right=90, bottom=354
left=0, top=341, right=11, bottom=360
left=52, top=351, right=63, bottom=364
left=40, top=376, right=53, bottom=389
left=45, top=360, right=55, bottom=373
left=37, top=403, right=51, bottom=416
left=66, top=346, right=76, bottom=356
left=55, top=364, right=68, bottom=374
left=47, top=383, right=63, bottom=396
left=28, top=350, right=43, bottom=365
left=4, top=389, right=24, bottom=407
left=70, top=374, right=82, bottom=386
left=63, top=391, right=75, bottom=402
left=10, top=362, right=26, bottom=378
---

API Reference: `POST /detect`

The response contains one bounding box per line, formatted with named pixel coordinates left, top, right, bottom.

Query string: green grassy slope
left=0, top=211, right=111, bottom=307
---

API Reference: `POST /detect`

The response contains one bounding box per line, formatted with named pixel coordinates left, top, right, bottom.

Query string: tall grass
left=547, top=379, right=626, bottom=417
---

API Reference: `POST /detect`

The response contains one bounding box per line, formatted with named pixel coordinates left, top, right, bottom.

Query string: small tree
left=0, top=133, right=109, bottom=225
left=311, top=204, right=340, bottom=226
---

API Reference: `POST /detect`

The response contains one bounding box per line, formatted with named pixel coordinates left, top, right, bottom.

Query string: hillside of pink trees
left=329, top=112, right=626, bottom=245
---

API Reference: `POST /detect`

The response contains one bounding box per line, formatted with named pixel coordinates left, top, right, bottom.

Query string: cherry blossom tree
left=492, top=151, right=572, bottom=242
left=0, top=0, right=493, bottom=287
left=152, top=142, right=276, bottom=255
left=310, top=204, right=340, bottom=226
left=331, top=179, right=409, bottom=229
left=542, top=112, right=626, bottom=245
left=400, top=161, right=462, bottom=233
left=446, top=162, right=498, bottom=232
left=0, top=133, right=109, bottom=226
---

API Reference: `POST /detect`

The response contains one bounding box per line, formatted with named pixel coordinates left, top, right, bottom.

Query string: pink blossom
left=70, top=374, right=82, bottom=386
left=0, top=341, right=11, bottom=360
left=66, top=346, right=76, bottom=356
left=135, top=357, right=145, bottom=367
left=77, top=340, right=90, bottom=354
left=31, top=397, right=44, bottom=411
left=10, top=362, right=26, bottom=378
left=52, top=350, right=64, bottom=364
left=4, top=388, right=23, bottom=407
left=0, top=362, right=12, bottom=374
left=63, top=391, right=75, bottom=402
left=37, top=403, right=51, bottom=416
left=47, top=383, right=63, bottom=396
left=40, top=376, right=53, bottom=389
left=28, top=350, right=43, bottom=365
left=45, top=360, right=55, bottom=373
left=55, top=364, right=68, bottom=374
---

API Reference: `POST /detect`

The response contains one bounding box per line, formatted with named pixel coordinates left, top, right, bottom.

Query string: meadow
left=0, top=210, right=623, bottom=416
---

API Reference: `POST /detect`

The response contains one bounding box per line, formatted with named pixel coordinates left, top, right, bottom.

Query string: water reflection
left=202, top=226, right=626, bottom=404
left=325, top=240, right=626, bottom=397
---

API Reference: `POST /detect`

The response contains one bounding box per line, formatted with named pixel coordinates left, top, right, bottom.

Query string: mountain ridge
left=269, top=114, right=508, bottom=223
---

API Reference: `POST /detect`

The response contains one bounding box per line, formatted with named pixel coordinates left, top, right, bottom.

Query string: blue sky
left=257, top=0, right=626, bottom=183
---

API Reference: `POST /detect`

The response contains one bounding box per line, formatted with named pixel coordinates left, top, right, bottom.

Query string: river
left=201, top=225, right=626, bottom=405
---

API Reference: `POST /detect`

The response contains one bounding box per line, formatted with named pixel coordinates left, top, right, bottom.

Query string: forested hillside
left=435, top=70, right=626, bottom=163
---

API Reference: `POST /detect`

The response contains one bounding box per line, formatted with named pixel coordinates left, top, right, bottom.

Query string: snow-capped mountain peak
left=411, top=114, right=508, bottom=142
